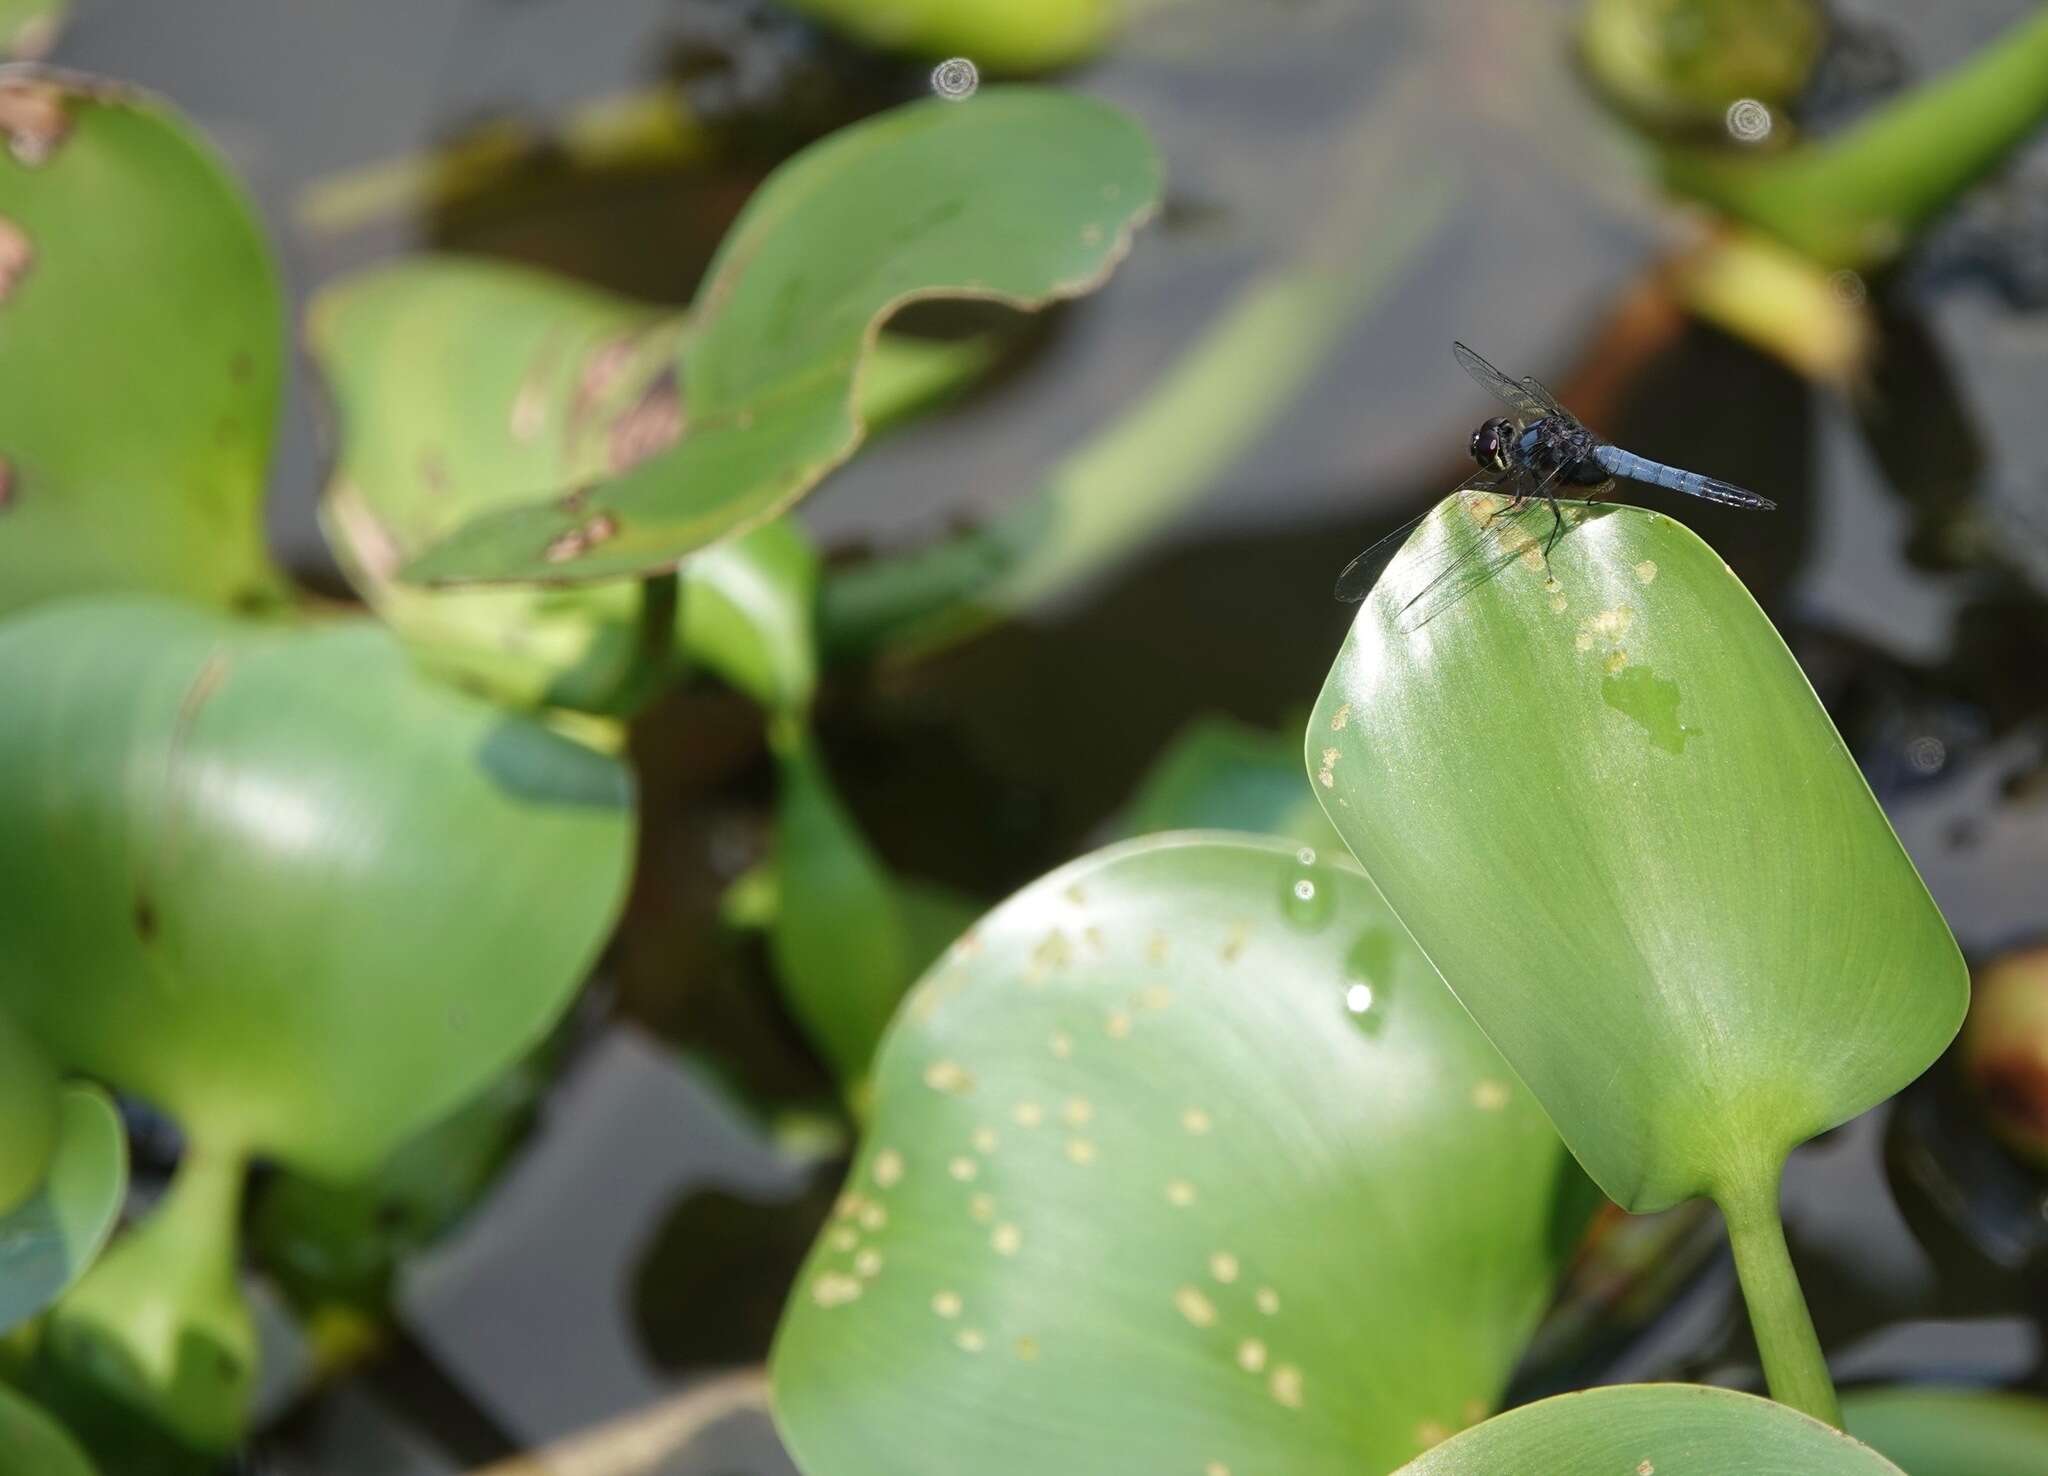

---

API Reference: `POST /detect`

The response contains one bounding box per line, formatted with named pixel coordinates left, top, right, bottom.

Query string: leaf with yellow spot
left=772, top=833, right=1596, bottom=1476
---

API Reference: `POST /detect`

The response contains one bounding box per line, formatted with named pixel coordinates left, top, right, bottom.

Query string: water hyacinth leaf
left=1309, top=495, right=1966, bottom=1214
left=0, top=69, right=285, bottom=618
left=0, top=597, right=635, bottom=1177
left=772, top=834, right=1594, bottom=1476
left=0, top=1005, right=59, bottom=1215
left=0, top=1084, right=124, bottom=1334
left=313, top=259, right=991, bottom=712
left=1109, top=714, right=1344, bottom=851
left=0, top=1381, right=98, bottom=1476
left=1394, top=1384, right=1903, bottom=1475
left=1841, top=1386, right=2048, bottom=1476
left=783, top=0, right=1118, bottom=69
left=678, top=517, right=821, bottom=715
left=403, top=89, right=1161, bottom=586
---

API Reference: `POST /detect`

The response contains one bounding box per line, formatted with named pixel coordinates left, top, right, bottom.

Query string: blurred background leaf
left=403, top=88, right=1162, bottom=586
left=0, top=70, right=286, bottom=618
left=0, top=1084, right=124, bottom=1335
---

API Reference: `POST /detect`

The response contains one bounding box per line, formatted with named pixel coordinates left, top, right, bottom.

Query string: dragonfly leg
left=1542, top=496, right=1564, bottom=555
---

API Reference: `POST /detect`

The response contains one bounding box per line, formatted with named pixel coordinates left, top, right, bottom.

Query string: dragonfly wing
left=1518, top=372, right=1574, bottom=422
left=1333, top=469, right=1507, bottom=604
left=1452, top=341, right=1550, bottom=420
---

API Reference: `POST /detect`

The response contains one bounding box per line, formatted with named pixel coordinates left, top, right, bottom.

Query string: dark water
left=42, top=0, right=2048, bottom=1469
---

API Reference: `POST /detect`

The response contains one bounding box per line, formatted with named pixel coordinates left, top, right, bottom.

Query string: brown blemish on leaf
left=1317, top=746, right=1340, bottom=790
left=229, top=350, right=254, bottom=384
left=543, top=510, right=620, bottom=564
left=0, top=214, right=32, bottom=300
left=327, top=480, right=402, bottom=580
left=133, top=896, right=158, bottom=940
left=419, top=447, right=450, bottom=495
left=607, top=370, right=684, bottom=474
left=0, top=78, right=70, bottom=166
left=0, top=454, right=14, bottom=513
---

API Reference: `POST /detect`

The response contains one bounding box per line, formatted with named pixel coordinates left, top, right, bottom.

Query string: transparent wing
left=1453, top=340, right=1550, bottom=421
left=1333, top=469, right=1507, bottom=604
left=1518, top=372, right=1574, bottom=422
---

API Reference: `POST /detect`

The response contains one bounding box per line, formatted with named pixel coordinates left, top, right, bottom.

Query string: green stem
left=1666, top=6, right=2048, bottom=270
left=1718, top=1160, right=1839, bottom=1427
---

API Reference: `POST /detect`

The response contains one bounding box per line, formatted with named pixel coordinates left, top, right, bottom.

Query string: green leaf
left=1393, top=1384, right=1903, bottom=1475
left=679, top=518, right=822, bottom=716
left=0, top=70, right=285, bottom=618
left=0, top=597, right=635, bottom=1177
left=1308, top=494, right=1964, bottom=1420
left=783, top=0, right=1118, bottom=69
left=0, top=1084, right=125, bottom=1334
left=312, top=259, right=992, bottom=711
left=402, top=88, right=1160, bottom=587
left=1308, top=495, right=1966, bottom=1211
left=0, top=1381, right=98, bottom=1476
left=249, top=1048, right=549, bottom=1322
left=1109, top=714, right=1345, bottom=852
left=0, top=1005, right=59, bottom=1214
left=772, top=833, right=1593, bottom=1476
left=1842, top=1386, right=2048, bottom=1476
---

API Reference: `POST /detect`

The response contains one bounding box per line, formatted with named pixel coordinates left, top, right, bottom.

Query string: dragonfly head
left=1469, top=417, right=1515, bottom=473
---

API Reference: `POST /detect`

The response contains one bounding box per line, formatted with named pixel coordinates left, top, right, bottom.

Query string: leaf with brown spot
left=400, top=88, right=1160, bottom=587
left=309, top=256, right=993, bottom=713
left=772, top=834, right=1596, bottom=1476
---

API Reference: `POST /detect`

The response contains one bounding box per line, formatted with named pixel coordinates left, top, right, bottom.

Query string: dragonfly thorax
left=1469, top=416, right=1515, bottom=473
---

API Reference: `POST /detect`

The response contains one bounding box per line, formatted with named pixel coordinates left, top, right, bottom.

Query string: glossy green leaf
left=1394, top=1384, right=1903, bottom=1475
left=772, top=833, right=1594, bottom=1476
left=0, top=1084, right=124, bottom=1334
left=1309, top=495, right=1966, bottom=1213
left=403, top=88, right=1160, bottom=587
left=784, top=0, right=1118, bottom=69
left=1842, top=1386, right=2048, bottom=1476
left=0, top=1381, right=97, bottom=1476
left=0, top=1006, right=58, bottom=1214
left=0, top=69, right=285, bottom=618
left=313, top=259, right=989, bottom=711
left=1110, top=714, right=1344, bottom=852
left=0, top=597, right=635, bottom=1176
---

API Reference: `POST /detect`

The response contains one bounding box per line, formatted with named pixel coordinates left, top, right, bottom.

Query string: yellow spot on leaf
left=1256, top=1287, right=1280, bottom=1315
left=1209, top=1252, right=1240, bottom=1284
left=972, top=1128, right=999, bottom=1155
left=854, top=1249, right=883, bottom=1278
left=1175, top=1286, right=1217, bottom=1327
left=1049, top=1031, right=1073, bottom=1060
left=924, top=1060, right=973, bottom=1094
left=812, top=1273, right=863, bottom=1309
left=1237, top=1339, right=1268, bottom=1373
left=1012, top=1101, right=1045, bottom=1128
left=1065, top=1138, right=1097, bottom=1165
left=932, top=1290, right=962, bottom=1319
left=956, top=1328, right=987, bottom=1353
left=872, top=1149, right=904, bottom=1188
left=1472, top=1079, right=1512, bottom=1110
left=1270, top=1365, right=1305, bottom=1408
left=1330, top=703, right=1351, bottom=731
left=1106, top=1011, right=1132, bottom=1039
left=1061, top=1097, right=1095, bottom=1128
left=1166, top=1179, right=1197, bottom=1207
left=992, top=1223, right=1022, bottom=1256
left=949, top=1156, right=979, bottom=1182
left=1604, top=647, right=1629, bottom=674
left=1634, top=560, right=1658, bottom=585
left=1182, top=1107, right=1212, bottom=1135
left=969, top=1193, right=996, bottom=1222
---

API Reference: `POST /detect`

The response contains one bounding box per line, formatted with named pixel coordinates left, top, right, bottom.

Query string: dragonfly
left=1334, top=342, right=1776, bottom=626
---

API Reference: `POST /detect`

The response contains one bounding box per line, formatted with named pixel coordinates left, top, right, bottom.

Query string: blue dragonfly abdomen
left=1593, top=444, right=1775, bottom=510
